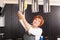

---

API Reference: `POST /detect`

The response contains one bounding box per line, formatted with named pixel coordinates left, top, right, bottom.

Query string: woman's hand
left=17, top=11, right=24, bottom=19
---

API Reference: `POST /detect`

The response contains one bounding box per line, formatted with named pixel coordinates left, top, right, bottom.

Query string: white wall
left=57, top=38, right=60, bottom=40
left=1, top=0, right=60, bottom=6
left=5, top=0, right=60, bottom=6
left=0, top=0, right=5, bottom=7
left=0, top=16, right=5, bottom=27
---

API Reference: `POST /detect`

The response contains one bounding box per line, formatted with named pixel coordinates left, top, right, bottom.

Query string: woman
left=17, top=11, right=44, bottom=40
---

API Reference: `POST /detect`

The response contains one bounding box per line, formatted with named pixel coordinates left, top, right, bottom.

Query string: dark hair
left=32, top=15, right=44, bottom=27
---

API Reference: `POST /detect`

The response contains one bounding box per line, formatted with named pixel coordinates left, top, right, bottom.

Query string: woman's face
left=32, top=18, right=41, bottom=28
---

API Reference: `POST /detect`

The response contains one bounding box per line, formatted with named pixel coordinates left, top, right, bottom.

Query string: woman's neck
left=32, top=25, right=38, bottom=28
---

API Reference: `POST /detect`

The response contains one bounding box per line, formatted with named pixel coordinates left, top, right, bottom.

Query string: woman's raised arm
left=17, top=11, right=31, bottom=31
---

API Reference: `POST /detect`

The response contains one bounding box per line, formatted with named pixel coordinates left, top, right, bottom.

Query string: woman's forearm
left=19, top=20, right=27, bottom=31
left=22, top=17, right=31, bottom=31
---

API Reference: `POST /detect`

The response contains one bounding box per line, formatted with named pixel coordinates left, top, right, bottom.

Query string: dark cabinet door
left=4, top=4, right=25, bottom=39
left=5, top=4, right=12, bottom=39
